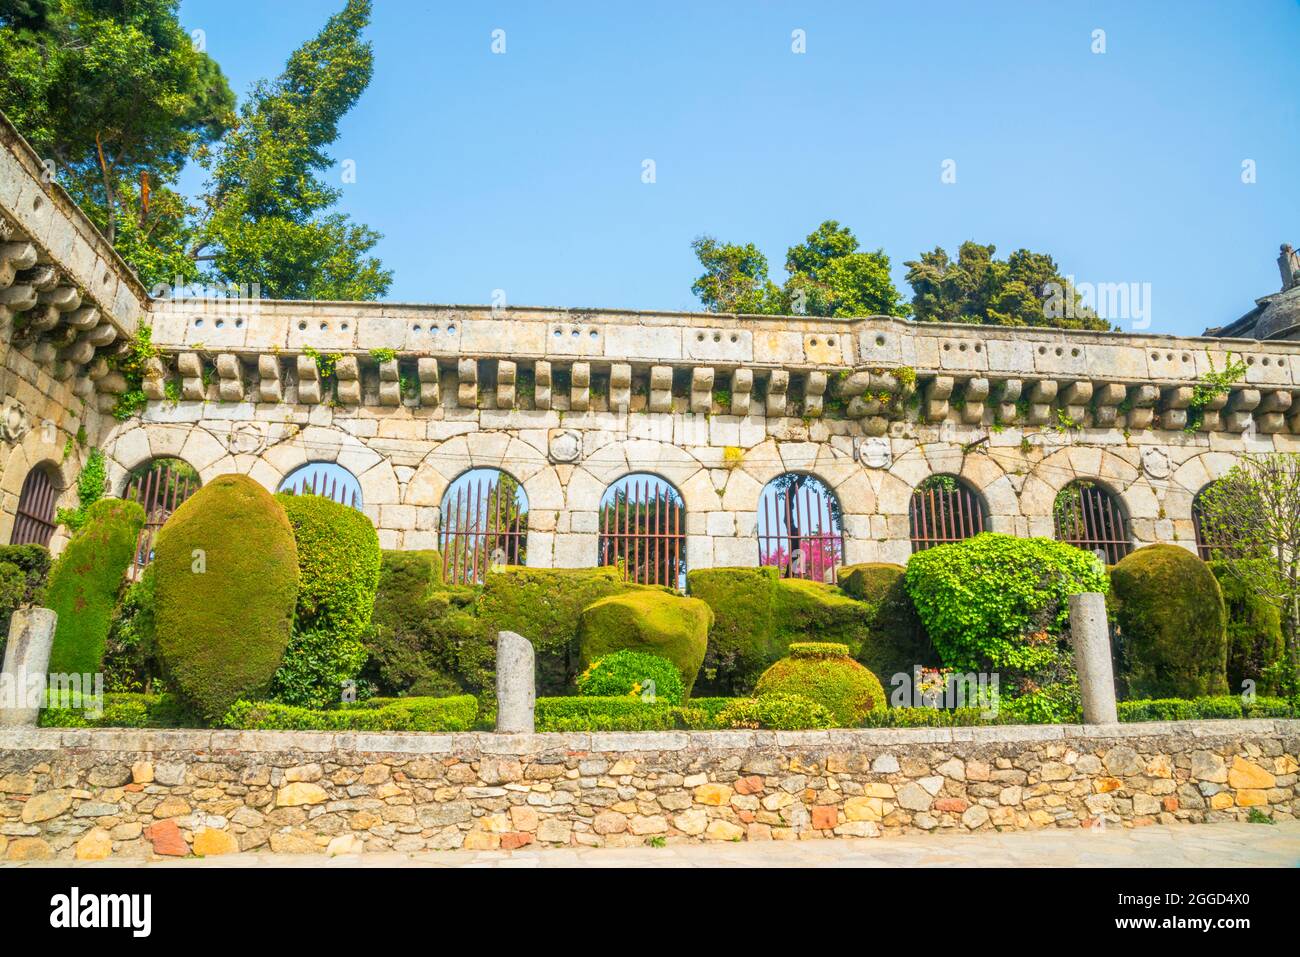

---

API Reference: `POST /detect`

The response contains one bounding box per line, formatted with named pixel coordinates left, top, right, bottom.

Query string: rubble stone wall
left=1, top=721, right=1296, bottom=859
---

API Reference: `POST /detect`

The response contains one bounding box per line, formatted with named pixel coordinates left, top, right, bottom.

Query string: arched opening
left=756, top=472, right=844, bottom=583
left=10, top=462, right=59, bottom=547
left=909, top=474, right=987, bottom=552
left=277, top=461, right=362, bottom=509
left=123, top=457, right=201, bottom=576
left=1054, top=479, right=1131, bottom=565
left=1192, top=482, right=1221, bottom=561
left=439, top=468, right=528, bottom=585
left=598, top=474, right=686, bottom=589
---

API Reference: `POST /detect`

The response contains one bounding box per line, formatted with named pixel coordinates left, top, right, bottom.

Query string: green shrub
left=478, top=565, right=636, bottom=695
left=1111, top=544, right=1228, bottom=699
left=46, top=498, right=145, bottom=676
left=361, top=550, right=468, bottom=696
left=577, top=590, right=711, bottom=697
left=686, top=696, right=735, bottom=722
left=577, top=649, right=684, bottom=705
left=905, top=533, right=1108, bottom=676
left=39, top=691, right=187, bottom=728
left=715, top=693, right=834, bottom=730
left=687, top=566, right=780, bottom=693
left=222, top=694, right=478, bottom=732
left=838, top=562, right=940, bottom=685
left=0, top=543, right=51, bottom=651
left=102, top=565, right=163, bottom=693
left=687, top=567, right=873, bottom=694
left=1209, top=560, right=1287, bottom=696
left=269, top=493, right=382, bottom=708
left=534, top=696, right=705, bottom=731
left=860, top=706, right=998, bottom=727
left=754, top=642, right=886, bottom=726
left=153, top=475, right=300, bottom=723
left=54, top=448, right=107, bottom=533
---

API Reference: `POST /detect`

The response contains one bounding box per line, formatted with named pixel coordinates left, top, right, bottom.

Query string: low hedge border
left=36, top=692, right=1300, bottom=731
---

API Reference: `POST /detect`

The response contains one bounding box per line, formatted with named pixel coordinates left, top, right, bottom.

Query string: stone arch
left=438, top=465, right=530, bottom=583
left=908, top=472, right=989, bottom=552
left=756, top=470, right=844, bottom=582
left=597, top=472, right=688, bottom=588
left=1019, top=445, right=1140, bottom=539
left=1052, top=477, right=1133, bottom=565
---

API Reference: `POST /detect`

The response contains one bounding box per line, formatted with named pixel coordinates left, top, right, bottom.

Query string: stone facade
left=0, top=722, right=1295, bottom=859
left=3, top=105, right=1300, bottom=565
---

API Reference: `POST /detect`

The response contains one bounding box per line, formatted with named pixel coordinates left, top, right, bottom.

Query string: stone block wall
left=0, top=721, right=1296, bottom=860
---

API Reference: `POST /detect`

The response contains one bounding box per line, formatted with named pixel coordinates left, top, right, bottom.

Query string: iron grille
left=1055, top=481, right=1132, bottom=565
left=757, top=475, right=843, bottom=583
left=10, top=466, right=57, bottom=548
left=440, top=472, right=527, bottom=585
left=124, top=460, right=199, bottom=577
left=598, top=477, right=686, bottom=589
left=910, top=478, right=986, bottom=551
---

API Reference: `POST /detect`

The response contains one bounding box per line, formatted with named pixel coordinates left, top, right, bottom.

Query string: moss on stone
left=477, top=565, right=639, bottom=694
left=1208, top=560, right=1287, bottom=695
left=153, top=475, right=300, bottom=722
left=754, top=642, right=886, bottom=727
left=838, top=562, right=940, bottom=685
left=46, top=498, right=144, bottom=676
left=1110, top=544, right=1228, bottom=699
left=577, top=590, right=712, bottom=697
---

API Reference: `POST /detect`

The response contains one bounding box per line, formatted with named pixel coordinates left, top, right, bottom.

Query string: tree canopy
left=691, top=220, right=908, bottom=318
left=0, top=0, right=391, bottom=299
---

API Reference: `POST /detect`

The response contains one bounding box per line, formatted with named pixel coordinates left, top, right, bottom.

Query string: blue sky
left=177, top=0, right=1300, bottom=338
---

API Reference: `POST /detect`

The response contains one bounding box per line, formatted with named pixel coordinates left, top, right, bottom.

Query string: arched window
left=277, top=461, right=362, bottom=508
left=10, top=463, right=58, bottom=547
left=123, top=457, right=201, bottom=576
left=1054, top=480, right=1131, bottom=565
left=909, top=474, right=987, bottom=552
left=598, top=474, right=686, bottom=589
left=439, top=468, right=528, bottom=585
left=756, top=473, right=844, bottom=583
left=1191, top=483, right=1220, bottom=561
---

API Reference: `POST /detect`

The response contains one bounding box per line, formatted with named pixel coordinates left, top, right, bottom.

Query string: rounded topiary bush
left=153, top=475, right=300, bottom=722
left=47, top=498, right=145, bottom=676
left=838, top=562, right=940, bottom=685
left=754, top=642, right=886, bottom=727
left=269, top=493, right=382, bottom=708
left=577, top=649, right=685, bottom=705
left=1111, top=544, right=1228, bottom=698
left=1208, top=560, right=1287, bottom=695
left=577, top=590, right=712, bottom=697
left=904, top=533, right=1108, bottom=674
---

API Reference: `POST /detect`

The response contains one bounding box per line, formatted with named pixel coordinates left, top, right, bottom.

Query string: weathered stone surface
left=74, top=828, right=112, bottom=861
left=1227, top=757, right=1276, bottom=790
left=192, top=828, right=240, bottom=856
left=495, top=631, right=535, bottom=733
left=21, top=790, right=70, bottom=823
left=145, top=819, right=187, bottom=856
left=276, top=782, right=328, bottom=807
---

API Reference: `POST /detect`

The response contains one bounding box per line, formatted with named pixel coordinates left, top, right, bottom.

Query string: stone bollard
left=495, top=630, right=535, bottom=733
left=0, top=607, right=58, bottom=728
left=1069, top=592, right=1117, bottom=725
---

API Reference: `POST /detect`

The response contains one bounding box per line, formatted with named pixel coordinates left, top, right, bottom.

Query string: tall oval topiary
left=1111, top=544, right=1228, bottom=698
left=47, top=498, right=144, bottom=675
left=904, top=533, right=1108, bottom=674
left=577, top=590, right=712, bottom=697
left=754, top=642, right=886, bottom=727
left=269, top=493, right=382, bottom=707
left=153, top=475, right=299, bottom=722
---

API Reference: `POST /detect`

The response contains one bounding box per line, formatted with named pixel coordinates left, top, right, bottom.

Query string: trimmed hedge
left=0, top=543, right=50, bottom=647
left=362, top=550, right=469, bottom=697
left=270, top=493, right=382, bottom=708
left=577, top=649, right=685, bottom=705
left=1116, top=695, right=1298, bottom=722
left=102, top=565, right=161, bottom=693
left=687, top=566, right=872, bottom=694
left=47, top=498, right=145, bottom=676
left=153, top=475, right=300, bottom=722
left=535, top=696, right=705, bottom=732
left=1209, top=560, right=1287, bottom=695
left=478, top=565, right=637, bottom=695
left=838, top=562, right=939, bottom=684
left=221, top=695, right=478, bottom=732
left=1111, top=544, right=1228, bottom=699
left=754, top=642, right=886, bottom=726
left=715, top=693, right=834, bottom=730
left=904, top=533, right=1108, bottom=675
left=577, top=590, right=711, bottom=697
left=39, top=691, right=188, bottom=728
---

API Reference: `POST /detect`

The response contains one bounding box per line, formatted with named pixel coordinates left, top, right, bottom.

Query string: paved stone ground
left=10, top=821, right=1299, bottom=868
